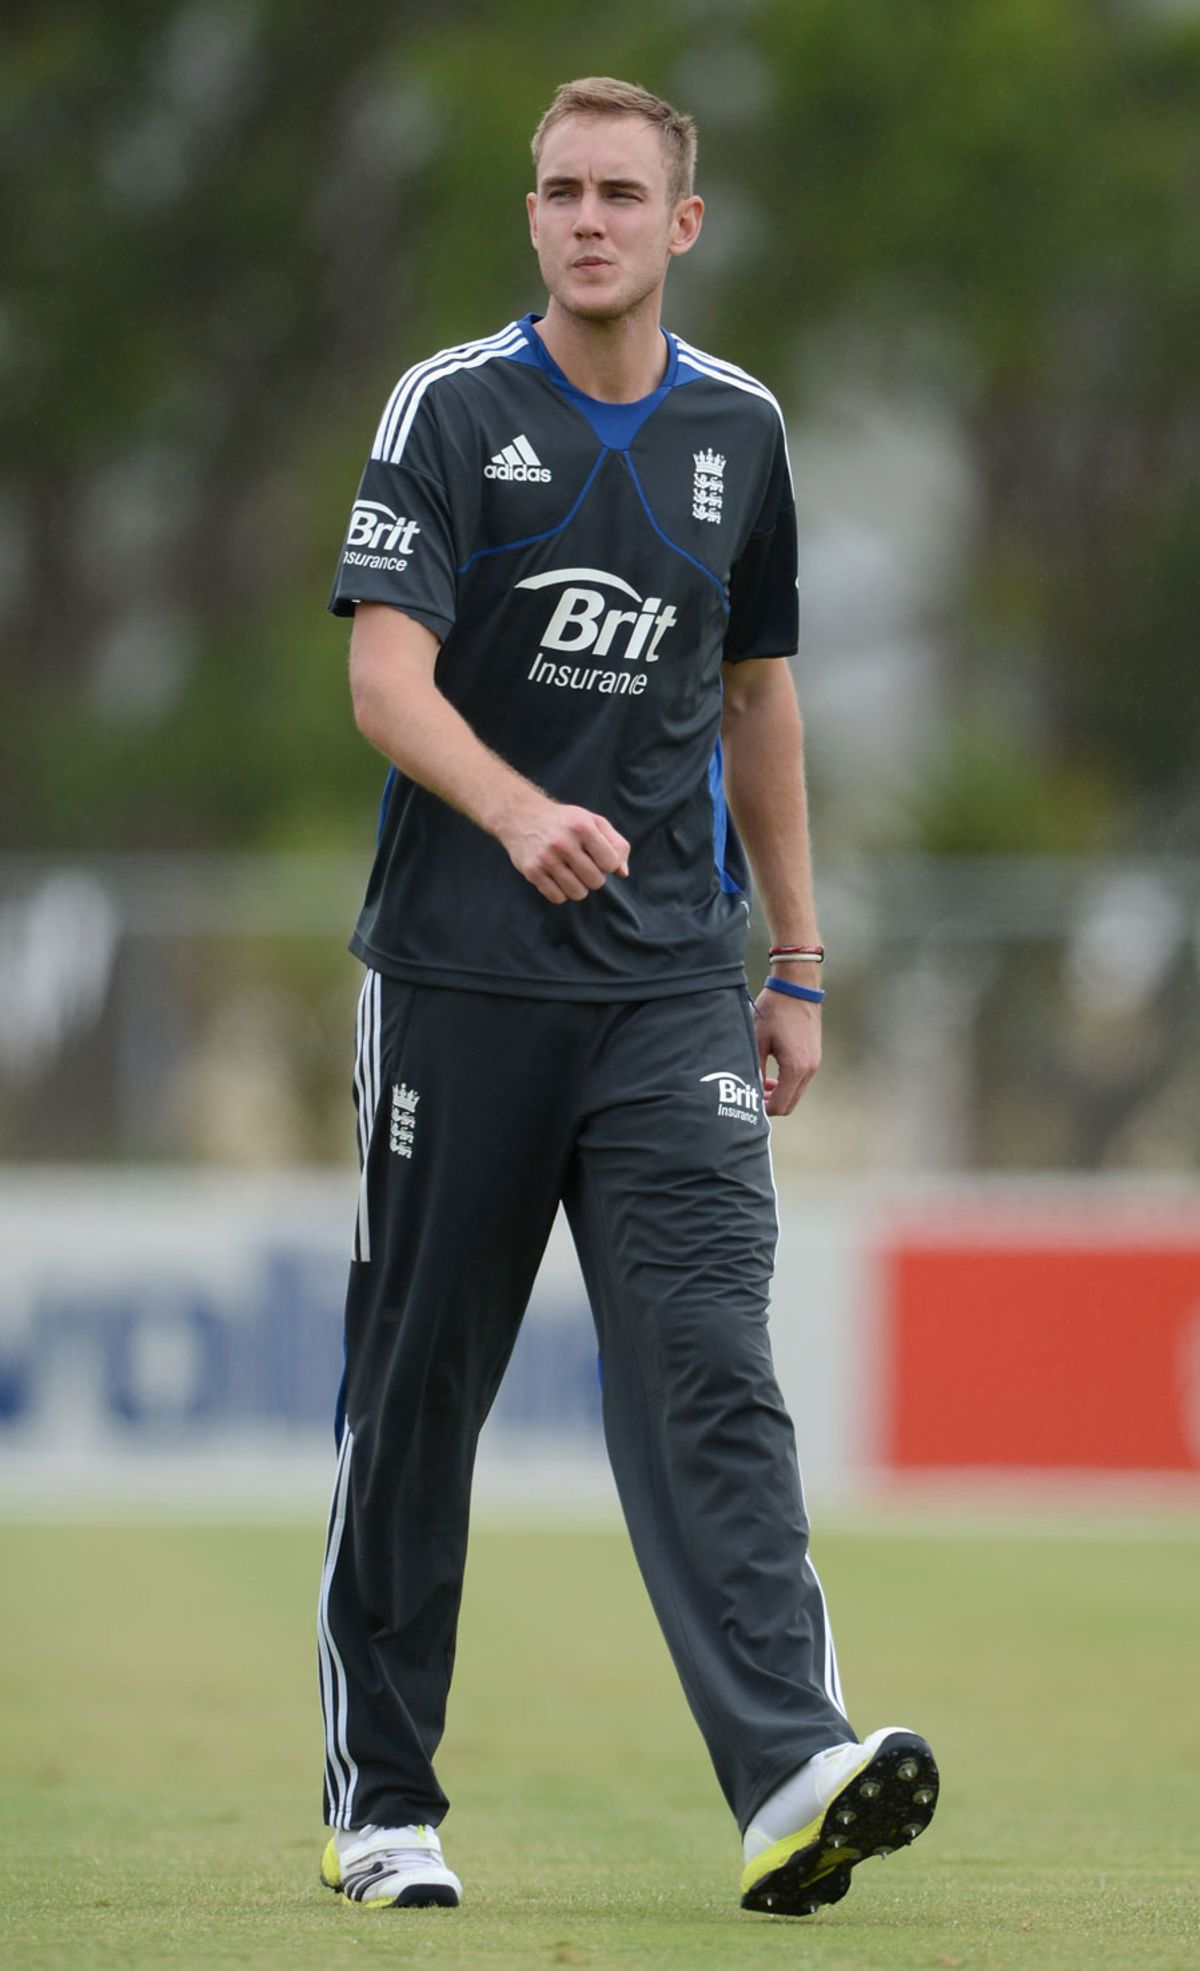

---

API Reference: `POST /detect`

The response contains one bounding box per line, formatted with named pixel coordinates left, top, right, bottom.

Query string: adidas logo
left=484, top=434, right=552, bottom=483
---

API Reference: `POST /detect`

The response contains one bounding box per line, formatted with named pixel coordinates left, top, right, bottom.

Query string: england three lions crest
left=692, top=448, right=725, bottom=525
left=389, top=1081, right=419, bottom=1159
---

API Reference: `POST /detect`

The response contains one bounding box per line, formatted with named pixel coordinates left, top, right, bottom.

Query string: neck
left=535, top=296, right=668, bottom=403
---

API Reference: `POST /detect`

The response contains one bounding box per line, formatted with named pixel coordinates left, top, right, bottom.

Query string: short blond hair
left=531, top=77, right=697, bottom=208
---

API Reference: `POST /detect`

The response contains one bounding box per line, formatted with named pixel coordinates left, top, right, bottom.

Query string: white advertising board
left=0, top=1169, right=861, bottom=1513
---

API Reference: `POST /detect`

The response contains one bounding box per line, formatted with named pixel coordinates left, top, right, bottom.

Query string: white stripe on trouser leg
left=352, top=972, right=381, bottom=1262
left=317, top=1425, right=359, bottom=1826
left=786, top=1366, right=846, bottom=1718
left=352, top=972, right=372, bottom=1146
left=805, top=1555, right=848, bottom=1718
left=762, top=1109, right=849, bottom=1718
left=371, top=968, right=381, bottom=1142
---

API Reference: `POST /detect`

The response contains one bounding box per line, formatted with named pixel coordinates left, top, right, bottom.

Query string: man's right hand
left=499, top=795, right=630, bottom=905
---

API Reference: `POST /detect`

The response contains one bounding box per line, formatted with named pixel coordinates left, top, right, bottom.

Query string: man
left=317, top=76, right=938, bottom=1919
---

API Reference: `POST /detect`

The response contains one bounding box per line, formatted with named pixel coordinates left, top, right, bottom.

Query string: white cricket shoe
left=320, top=1822, right=462, bottom=1908
left=740, top=1725, right=939, bottom=1916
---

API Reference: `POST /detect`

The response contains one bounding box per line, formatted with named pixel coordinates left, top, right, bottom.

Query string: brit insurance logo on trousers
left=485, top=433, right=552, bottom=482
left=700, top=1070, right=762, bottom=1123
left=516, top=568, right=679, bottom=698
left=343, top=500, right=422, bottom=572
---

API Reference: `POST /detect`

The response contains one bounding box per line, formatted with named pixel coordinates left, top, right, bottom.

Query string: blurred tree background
left=1, top=0, right=1198, bottom=1171
left=4, top=0, right=1198, bottom=859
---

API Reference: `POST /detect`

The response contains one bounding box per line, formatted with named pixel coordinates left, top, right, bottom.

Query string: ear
left=526, top=189, right=539, bottom=249
left=668, top=194, right=704, bottom=260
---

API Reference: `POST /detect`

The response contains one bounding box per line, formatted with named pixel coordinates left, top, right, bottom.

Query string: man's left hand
left=753, top=991, right=822, bottom=1116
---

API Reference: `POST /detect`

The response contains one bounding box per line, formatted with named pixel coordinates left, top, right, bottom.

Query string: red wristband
left=768, top=944, right=824, bottom=963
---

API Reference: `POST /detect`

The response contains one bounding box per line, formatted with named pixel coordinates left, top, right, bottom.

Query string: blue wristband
left=764, top=975, right=825, bottom=1004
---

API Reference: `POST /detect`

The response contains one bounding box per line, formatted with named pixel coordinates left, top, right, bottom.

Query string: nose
left=573, top=189, right=606, bottom=236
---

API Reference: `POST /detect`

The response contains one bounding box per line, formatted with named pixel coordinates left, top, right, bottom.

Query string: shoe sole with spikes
left=740, top=1729, right=939, bottom=1918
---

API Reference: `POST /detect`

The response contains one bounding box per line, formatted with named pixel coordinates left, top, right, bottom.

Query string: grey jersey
left=329, top=315, right=798, bottom=1001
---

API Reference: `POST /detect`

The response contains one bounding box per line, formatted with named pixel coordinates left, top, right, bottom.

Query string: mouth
left=572, top=256, right=612, bottom=271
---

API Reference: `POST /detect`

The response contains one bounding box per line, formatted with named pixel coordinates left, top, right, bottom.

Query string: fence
left=1, top=853, right=1197, bottom=1171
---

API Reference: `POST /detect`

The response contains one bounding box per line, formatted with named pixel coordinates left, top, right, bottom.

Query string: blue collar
left=515, top=312, right=680, bottom=450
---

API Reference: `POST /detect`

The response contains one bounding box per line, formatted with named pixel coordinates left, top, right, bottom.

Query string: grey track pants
left=318, top=974, right=854, bottom=1836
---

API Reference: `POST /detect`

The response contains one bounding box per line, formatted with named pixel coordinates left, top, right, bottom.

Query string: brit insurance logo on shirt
left=515, top=567, right=679, bottom=699
left=342, top=500, right=421, bottom=573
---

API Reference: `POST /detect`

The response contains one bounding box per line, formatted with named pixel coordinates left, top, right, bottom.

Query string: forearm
left=722, top=663, right=820, bottom=958
left=354, top=640, right=536, bottom=839
left=721, top=658, right=822, bottom=1114
left=349, top=603, right=628, bottom=905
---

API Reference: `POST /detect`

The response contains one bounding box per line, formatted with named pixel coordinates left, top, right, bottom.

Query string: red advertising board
left=880, top=1222, right=1200, bottom=1472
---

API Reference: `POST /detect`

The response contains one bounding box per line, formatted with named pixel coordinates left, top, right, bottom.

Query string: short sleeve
left=722, top=420, right=798, bottom=664
left=327, top=385, right=459, bottom=638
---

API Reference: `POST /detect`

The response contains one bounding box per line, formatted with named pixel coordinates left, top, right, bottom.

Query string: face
left=527, top=114, right=702, bottom=324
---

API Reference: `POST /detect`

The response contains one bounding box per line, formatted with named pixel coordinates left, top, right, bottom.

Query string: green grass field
left=2, top=1513, right=1198, bottom=1970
